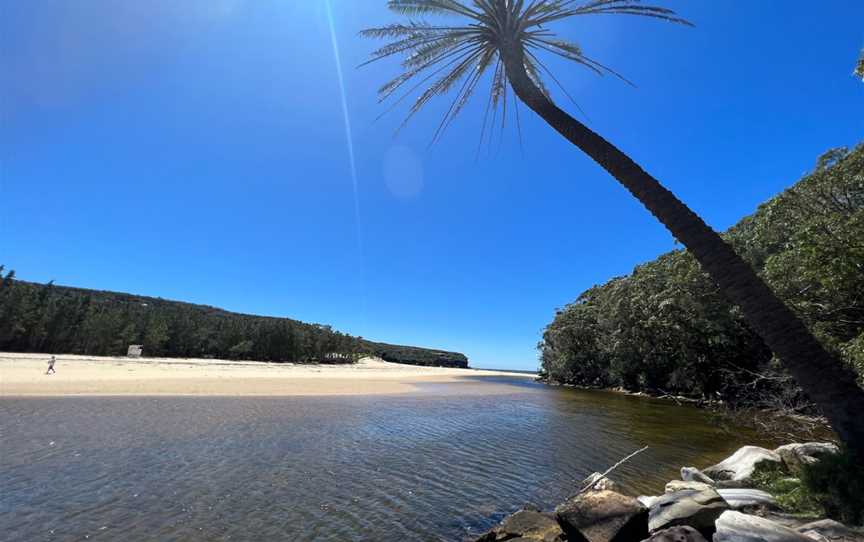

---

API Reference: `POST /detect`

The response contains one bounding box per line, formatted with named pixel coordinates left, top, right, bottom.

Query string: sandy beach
left=0, top=353, right=535, bottom=396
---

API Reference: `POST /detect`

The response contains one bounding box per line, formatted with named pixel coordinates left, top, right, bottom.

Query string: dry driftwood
left=577, top=446, right=649, bottom=496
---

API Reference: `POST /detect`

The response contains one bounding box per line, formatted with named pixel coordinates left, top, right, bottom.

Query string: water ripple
left=1, top=379, right=771, bottom=541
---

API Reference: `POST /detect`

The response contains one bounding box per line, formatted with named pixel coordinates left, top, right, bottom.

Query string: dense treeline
left=0, top=278, right=359, bottom=362
left=539, top=145, right=864, bottom=412
left=0, top=276, right=468, bottom=367
left=364, top=341, right=468, bottom=367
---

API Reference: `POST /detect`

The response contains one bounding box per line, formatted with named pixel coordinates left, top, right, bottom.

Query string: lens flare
left=325, top=0, right=366, bottom=322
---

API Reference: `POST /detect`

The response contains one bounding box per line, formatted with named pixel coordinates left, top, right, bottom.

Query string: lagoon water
left=1, top=377, right=769, bottom=541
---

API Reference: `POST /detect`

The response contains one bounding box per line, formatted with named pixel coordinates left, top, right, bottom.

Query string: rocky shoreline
left=473, top=442, right=863, bottom=542
left=539, top=378, right=833, bottom=440
left=539, top=378, right=724, bottom=407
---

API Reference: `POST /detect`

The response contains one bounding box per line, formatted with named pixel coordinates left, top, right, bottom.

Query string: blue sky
left=1, top=1, right=862, bottom=370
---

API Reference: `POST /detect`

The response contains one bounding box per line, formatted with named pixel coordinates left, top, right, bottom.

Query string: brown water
left=1, top=377, right=771, bottom=541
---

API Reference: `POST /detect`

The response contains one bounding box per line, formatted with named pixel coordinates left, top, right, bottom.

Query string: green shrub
left=749, top=463, right=822, bottom=517
left=749, top=451, right=864, bottom=525
left=841, top=332, right=864, bottom=385
left=801, top=448, right=864, bottom=525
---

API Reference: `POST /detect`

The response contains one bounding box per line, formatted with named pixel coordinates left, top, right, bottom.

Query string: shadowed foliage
left=540, top=145, right=864, bottom=410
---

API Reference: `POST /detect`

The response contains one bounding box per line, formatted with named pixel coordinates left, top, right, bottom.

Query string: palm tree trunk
left=502, top=47, right=864, bottom=456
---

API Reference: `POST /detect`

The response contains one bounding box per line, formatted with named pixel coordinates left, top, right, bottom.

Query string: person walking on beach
left=46, top=355, right=56, bottom=375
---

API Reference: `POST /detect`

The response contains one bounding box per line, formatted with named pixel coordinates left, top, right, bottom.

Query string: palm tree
left=361, top=0, right=864, bottom=456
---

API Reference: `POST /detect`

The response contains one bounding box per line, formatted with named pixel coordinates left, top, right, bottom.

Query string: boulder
left=713, top=510, right=814, bottom=542
left=774, top=443, right=839, bottom=473
left=682, top=467, right=716, bottom=485
left=714, top=479, right=752, bottom=490
left=716, top=488, right=778, bottom=511
left=703, top=446, right=783, bottom=481
left=555, top=490, right=648, bottom=542
left=648, top=488, right=729, bottom=533
left=639, top=496, right=662, bottom=508
left=797, top=519, right=864, bottom=542
left=763, top=513, right=824, bottom=531
left=582, top=472, right=620, bottom=493
left=666, top=481, right=713, bottom=493
left=474, top=509, right=566, bottom=542
left=643, top=526, right=709, bottom=542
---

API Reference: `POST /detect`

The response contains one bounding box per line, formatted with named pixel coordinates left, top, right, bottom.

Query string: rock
left=582, top=472, right=620, bottom=492
left=797, top=519, right=864, bottom=542
left=774, top=443, right=839, bottom=473
left=703, top=446, right=783, bottom=481
left=716, top=488, right=778, bottom=510
left=714, top=479, right=752, bottom=489
left=716, top=489, right=778, bottom=511
left=643, top=526, right=709, bottom=542
left=648, top=488, right=729, bottom=533
left=474, top=509, right=566, bottom=542
left=682, top=467, right=716, bottom=485
left=713, top=510, right=814, bottom=542
left=666, top=481, right=713, bottom=493
left=639, top=496, right=662, bottom=508
left=555, top=490, right=648, bottom=542
left=763, top=513, right=824, bottom=531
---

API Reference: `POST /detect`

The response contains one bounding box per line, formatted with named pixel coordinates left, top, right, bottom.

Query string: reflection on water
left=1, top=377, right=771, bottom=541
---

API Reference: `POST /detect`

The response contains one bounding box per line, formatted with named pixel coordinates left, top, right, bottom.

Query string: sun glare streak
left=324, top=1, right=361, bottom=236
left=325, top=0, right=367, bottom=324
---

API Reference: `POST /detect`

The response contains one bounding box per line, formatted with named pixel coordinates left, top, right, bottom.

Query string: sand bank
left=0, top=353, right=535, bottom=396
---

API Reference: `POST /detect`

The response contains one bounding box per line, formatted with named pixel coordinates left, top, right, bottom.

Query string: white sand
left=0, top=353, right=535, bottom=397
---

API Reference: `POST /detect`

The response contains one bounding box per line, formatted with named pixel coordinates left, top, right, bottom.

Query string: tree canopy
left=539, top=144, right=864, bottom=411
left=0, top=278, right=468, bottom=367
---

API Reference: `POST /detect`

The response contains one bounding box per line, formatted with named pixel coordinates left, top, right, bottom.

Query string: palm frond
left=523, top=54, right=551, bottom=99
left=396, top=45, right=486, bottom=132
left=527, top=0, right=693, bottom=27
left=388, top=0, right=480, bottom=19
left=361, top=0, right=690, bottom=143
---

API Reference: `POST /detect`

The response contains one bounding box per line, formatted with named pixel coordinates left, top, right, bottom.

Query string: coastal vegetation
left=0, top=273, right=468, bottom=367
left=362, top=340, right=470, bottom=367
left=540, top=145, right=864, bottom=414
left=361, top=0, right=864, bottom=456
left=856, top=48, right=864, bottom=80
left=750, top=448, right=864, bottom=524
